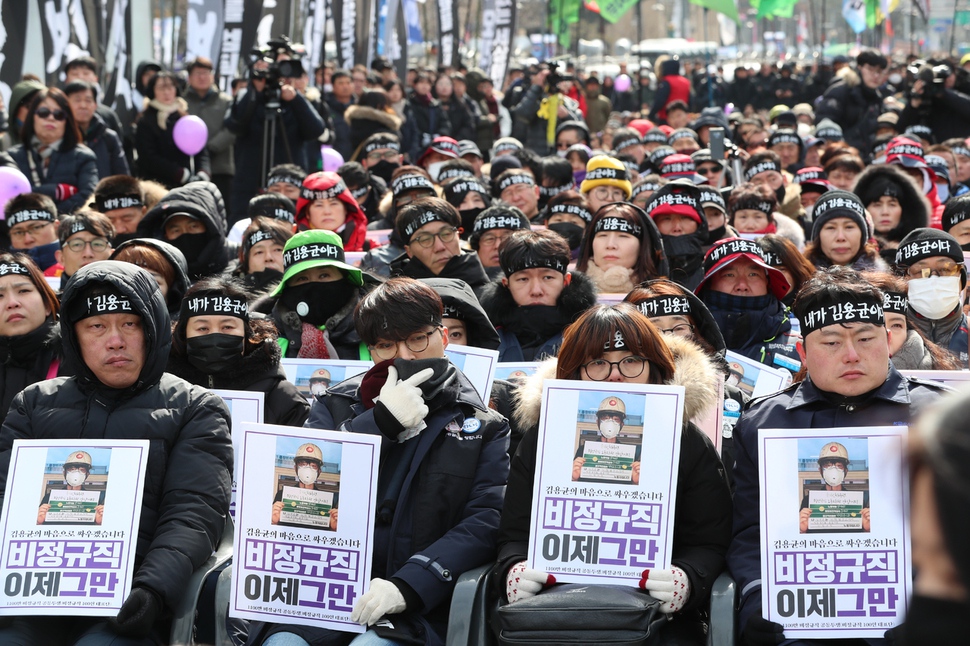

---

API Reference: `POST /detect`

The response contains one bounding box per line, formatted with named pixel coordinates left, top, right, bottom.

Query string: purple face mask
left=573, top=170, right=587, bottom=185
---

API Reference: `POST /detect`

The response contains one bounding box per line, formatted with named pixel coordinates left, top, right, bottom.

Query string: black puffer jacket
left=853, top=163, right=930, bottom=256
left=167, top=336, right=309, bottom=427
left=0, top=317, right=65, bottom=427
left=814, top=68, right=885, bottom=158
left=137, top=181, right=236, bottom=281
left=83, top=112, right=130, bottom=179
left=110, top=238, right=192, bottom=318
left=9, top=142, right=98, bottom=213
left=135, top=103, right=212, bottom=188
left=0, top=261, right=233, bottom=613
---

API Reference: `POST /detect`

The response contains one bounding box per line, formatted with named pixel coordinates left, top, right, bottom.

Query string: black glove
left=109, top=586, right=163, bottom=638
left=741, top=615, right=785, bottom=646
left=884, top=625, right=905, bottom=645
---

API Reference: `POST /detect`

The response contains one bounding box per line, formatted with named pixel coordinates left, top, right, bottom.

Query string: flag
left=689, top=0, right=740, bottom=23
left=598, top=0, right=639, bottom=23
left=751, top=0, right=797, bottom=19
left=842, top=0, right=867, bottom=33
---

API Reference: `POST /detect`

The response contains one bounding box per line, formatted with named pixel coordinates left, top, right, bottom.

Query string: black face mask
left=112, top=232, right=141, bottom=247
left=169, top=232, right=210, bottom=263
left=459, top=207, right=485, bottom=237
left=548, top=222, right=585, bottom=250
left=774, top=184, right=787, bottom=205
left=662, top=234, right=705, bottom=275
left=370, top=160, right=400, bottom=184
left=186, top=333, right=245, bottom=374
left=279, top=280, right=356, bottom=326
left=962, top=241, right=970, bottom=253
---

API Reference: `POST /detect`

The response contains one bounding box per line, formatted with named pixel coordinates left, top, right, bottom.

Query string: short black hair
left=508, top=148, right=542, bottom=179
left=66, top=56, right=98, bottom=74
left=354, top=277, right=444, bottom=344
left=793, top=266, right=884, bottom=328
left=500, top=229, right=570, bottom=277
left=337, top=161, right=371, bottom=189
left=5, top=192, right=57, bottom=221
left=540, top=156, right=574, bottom=188
left=666, top=100, right=689, bottom=114
left=396, top=197, right=461, bottom=243
left=58, top=209, right=115, bottom=244
left=331, top=69, right=351, bottom=82
left=856, top=49, right=888, bottom=70
left=64, top=80, right=98, bottom=103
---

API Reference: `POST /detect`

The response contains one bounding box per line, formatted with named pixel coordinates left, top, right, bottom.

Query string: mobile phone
left=709, top=127, right=726, bottom=163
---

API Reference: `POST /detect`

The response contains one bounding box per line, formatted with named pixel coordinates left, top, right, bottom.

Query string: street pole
left=705, top=8, right=713, bottom=107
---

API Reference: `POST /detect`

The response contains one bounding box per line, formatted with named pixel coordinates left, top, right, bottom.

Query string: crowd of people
left=0, top=42, right=969, bottom=646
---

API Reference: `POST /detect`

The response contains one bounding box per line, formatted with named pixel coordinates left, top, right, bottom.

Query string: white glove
left=351, top=578, right=406, bottom=626
left=638, top=566, right=690, bottom=614
left=377, top=366, right=433, bottom=431
left=506, top=560, right=555, bottom=604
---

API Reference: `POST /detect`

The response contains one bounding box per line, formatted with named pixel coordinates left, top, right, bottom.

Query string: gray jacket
left=185, top=87, right=235, bottom=176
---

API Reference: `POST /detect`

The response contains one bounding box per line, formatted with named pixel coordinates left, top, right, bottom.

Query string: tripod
left=260, top=87, right=295, bottom=189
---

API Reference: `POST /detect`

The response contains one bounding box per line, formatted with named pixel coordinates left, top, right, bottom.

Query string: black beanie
left=857, top=175, right=905, bottom=207
left=810, top=190, right=869, bottom=243
left=894, top=228, right=964, bottom=266
left=942, top=194, right=970, bottom=233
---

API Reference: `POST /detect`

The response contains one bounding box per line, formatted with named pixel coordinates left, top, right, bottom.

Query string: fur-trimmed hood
left=774, top=212, right=806, bottom=250
left=511, top=334, right=721, bottom=431
left=345, top=105, right=403, bottom=131
left=853, top=163, right=931, bottom=243
left=479, top=270, right=597, bottom=329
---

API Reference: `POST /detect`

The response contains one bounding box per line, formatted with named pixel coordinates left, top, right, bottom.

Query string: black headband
left=613, top=137, right=641, bottom=153
left=363, top=138, right=400, bottom=155
left=548, top=203, right=592, bottom=224
left=78, top=291, right=134, bottom=320
left=391, top=174, right=435, bottom=195
left=246, top=229, right=278, bottom=251
left=300, top=180, right=347, bottom=201
left=283, top=241, right=345, bottom=268
left=442, top=303, right=463, bottom=320
left=888, top=142, right=924, bottom=159
left=661, top=160, right=696, bottom=175
left=883, top=291, right=908, bottom=315
left=267, top=174, right=305, bottom=188
left=472, top=212, right=529, bottom=233
left=181, top=295, right=249, bottom=320
left=795, top=169, right=826, bottom=184
left=7, top=209, right=54, bottom=227
left=732, top=198, right=774, bottom=216
left=539, top=181, right=576, bottom=197
left=438, top=168, right=473, bottom=182
left=706, top=238, right=766, bottom=267
left=952, top=145, right=970, bottom=159
left=594, top=216, right=642, bottom=238
left=603, top=329, right=628, bottom=350
left=585, top=166, right=628, bottom=182
left=635, top=295, right=692, bottom=318
left=643, top=130, right=668, bottom=144
left=769, top=132, right=801, bottom=147
left=815, top=127, right=842, bottom=140
left=632, top=182, right=661, bottom=198
left=744, top=160, right=781, bottom=181
left=493, top=141, right=521, bottom=154
left=699, top=189, right=726, bottom=209
left=95, top=195, right=142, bottom=212
left=800, top=298, right=884, bottom=337
left=0, top=262, right=31, bottom=277
left=895, top=237, right=961, bottom=265
left=446, top=180, right=488, bottom=198
left=497, top=173, right=536, bottom=192
left=403, top=210, right=448, bottom=239
left=350, top=186, right=369, bottom=200
left=668, top=130, right=698, bottom=143
left=501, top=249, right=568, bottom=276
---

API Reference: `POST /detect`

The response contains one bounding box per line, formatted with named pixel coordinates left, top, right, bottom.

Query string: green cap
left=271, top=229, right=363, bottom=297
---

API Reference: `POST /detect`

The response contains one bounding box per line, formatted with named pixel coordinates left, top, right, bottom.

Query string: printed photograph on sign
left=38, top=448, right=111, bottom=526
left=494, top=362, right=539, bottom=384
left=272, top=437, right=341, bottom=532
left=726, top=350, right=793, bottom=398
left=572, top=392, right=645, bottom=485
left=281, top=359, right=371, bottom=402
left=798, top=438, right=870, bottom=534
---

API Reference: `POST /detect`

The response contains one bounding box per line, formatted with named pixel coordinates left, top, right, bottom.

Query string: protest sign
left=212, top=389, right=265, bottom=518
left=759, top=426, right=910, bottom=639
left=444, top=344, right=498, bottom=402
left=230, top=423, right=380, bottom=632
left=527, top=380, right=684, bottom=586
left=900, top=370, right=970, bottom=390
left=726, top=350, right=794, bottom=398
left=0, top=440, right=149, bottom=615
left=494, top=362, right=540, bottom=385
left=281, top=359, right=372, bottom=403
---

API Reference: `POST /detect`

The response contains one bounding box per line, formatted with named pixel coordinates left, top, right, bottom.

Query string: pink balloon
left=724, top=102, right=736, bottom=115
left=172, top=115, right=208, bottom=156
left=0, top=167, right=31, bottom=214
left=321, top=146, right=344, bottom=172
left=614, top=74, right=632, bottom=93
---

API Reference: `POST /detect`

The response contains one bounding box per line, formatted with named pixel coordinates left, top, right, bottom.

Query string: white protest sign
left=212, top=389, right=265, bottom=519
left=444, top=344, right=499, bottom=402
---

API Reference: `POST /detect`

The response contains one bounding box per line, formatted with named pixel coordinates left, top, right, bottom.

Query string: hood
left=135, top=60, right=165, bottom=95
left=345, top=105, right=403, bottom=131
left=511, top=334, right=720, bottom=431
left=773, top=212, right=806, bottom=250
left=853, top=163, right=930, bottom=242
left=420, top=277, right=500, bottom=350
left=138, top=181, right=228, bottom=238
left=634, top=279, right=726, bottom=356
left=109, top=238, right=191, bottom=314
left=479, top=270, right=598, bottom=328
left=660, top=59, right=681, bottom=78
left=60, top=261, right=171, bottom=395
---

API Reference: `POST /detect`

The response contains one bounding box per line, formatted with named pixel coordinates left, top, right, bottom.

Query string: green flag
left=751, top=0, right=796, bottom=18
left=688, top=0, right=740, bottom=23
left=598, top=0, right=639, bottom=23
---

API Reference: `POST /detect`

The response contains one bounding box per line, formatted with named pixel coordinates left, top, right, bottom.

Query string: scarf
left=297, top=323, right=334, bottom=359
left=149, top=97, right=187, bottom=130
left=484, top=95, right=500, bottom=137
left=537, top=94, right=561, bottom=148
left=30, top=136, right=62, bottom=172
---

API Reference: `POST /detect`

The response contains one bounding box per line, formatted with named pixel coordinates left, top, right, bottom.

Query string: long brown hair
left=576, top=203, right=662, bottom=284
left=0, top=252, right=59, bottom=321
left=556, top=303, right=675, bottom=384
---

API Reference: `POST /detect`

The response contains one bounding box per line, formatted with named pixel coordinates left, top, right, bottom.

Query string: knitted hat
left=698, top=187, right=727, bottom=215
left=856, top=173, right=907, bottom=207
left=442, top=177, right=491, bottom=210
left=468, top=205, right=530, bottom=250
left=810, top=190, right=870, bottom=242
left=895, top=228, right=964, bottom=267
left=814, top=118, right=844, bottom=142
left=295, top=171, right=363, bottom=226
left=580, top=155, right=632, bottom=198
left=271, top=229, right=362, bottom=296
left=942, top=195, right=970, bottom=233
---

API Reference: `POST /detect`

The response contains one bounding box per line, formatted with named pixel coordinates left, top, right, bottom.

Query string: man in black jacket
left=815, top=50, right=888, bottom=158
left=0, top=260, right=232, bottom=644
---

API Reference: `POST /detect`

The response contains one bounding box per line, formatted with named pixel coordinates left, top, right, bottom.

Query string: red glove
left=55, top=184, right=78, bottom=201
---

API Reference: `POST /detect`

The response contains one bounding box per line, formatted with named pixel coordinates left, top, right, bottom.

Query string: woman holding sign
left=496, top=303, right=732, bottom=644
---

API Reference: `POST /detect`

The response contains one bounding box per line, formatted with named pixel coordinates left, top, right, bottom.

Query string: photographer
left=815, top=49, right=888, bottom=159
left=225, top=39, right=326, bottom=219
left=899, top=62, right=970, bottom=143
left=510, top=63, right=582, bottom=157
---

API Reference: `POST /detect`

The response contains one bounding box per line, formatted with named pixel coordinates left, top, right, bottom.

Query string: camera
left=250, top=35, right=306, bottom=100
left=541, top=60, right=574, bottom=93
left=910, top=61, right=950, bottom=100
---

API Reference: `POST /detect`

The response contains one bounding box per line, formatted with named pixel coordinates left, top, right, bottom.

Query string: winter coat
left=479, top=270, right=597, bottom=362
left=408, top=95, right=453, bottom=159
left=898, top=86, right=970, bottom=144
left=510, top=85, right=582, bottom=156
left=184, top=87, right=236, bottom=177
left=0, top=261, right=233, bottom=614
left=496, top=335, right=732, bottom=620
left=908, top=307, right=970, bottom=368
left=137, top=181, right=235, bottom=281
left=345, top=105, right=403, bottom=160
left=419, top=277, right=500, bottom=350
left=728, top=366, right=947, bottom=636
left=0, top=317, right=65, bottom=427
left=225, top=86, right=326, bottom=217
left=9, top=142, right=98, bottom=214
left=167, top=337, right=309, bottom=427
left=583, top=260, right=639, bottom=295
left=815, top=68, right=885, bottom=158
left=853, top=163, right=931, bottom=245
left=324, top=93, right=354, bottom=162
left=250, top=360, right=509, bottom=646
left=699, top=289, right=802, bottom=371
left=585, top=92, right=613, bottom=135
left=135, top=102, right=212, bottom=188
left=81, top=113, right=130, bottom=179
left=438, top=95, right=475, bottom=142
left=390, top=252, right=490, bottom=297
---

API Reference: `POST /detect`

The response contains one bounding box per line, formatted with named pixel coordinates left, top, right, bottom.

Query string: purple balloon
left=172, top=115, right=208, bottom=156
left=724, top=102, right=736, bottom=115
left=0, top=167, right=31, bottom=214
left=321, top=146, right=344, bottom=172
left=614, top=74, right=632, bottom=93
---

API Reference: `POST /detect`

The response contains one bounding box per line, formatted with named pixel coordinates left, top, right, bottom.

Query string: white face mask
left=310, top=383, right=328, bottom=397
left=599, top=418, right=621, bottom=439
left=888, top=73, right=903, bottom=85
left=937, top=183, right=950, bottom=203
left=297, top=466, right=318, bottom=485
left=908, top=275, right=963, bottom=320
left=822, top=465, right=845, bottom=487
left=556, top=148, right=569, bottom=158
left=66, top=470, right=87, bottom=487
left=427, top=161, right=446, bottom=183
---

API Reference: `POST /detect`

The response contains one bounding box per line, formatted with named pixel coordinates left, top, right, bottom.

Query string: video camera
left=541, top=59, right=574, bottom=93
left=909, top=60, right=950, bottom=100
left=250, top=35, right=306, bottom=100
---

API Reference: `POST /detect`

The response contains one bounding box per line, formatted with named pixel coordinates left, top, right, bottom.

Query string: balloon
left=172, top=115, right=208, bottom=156
left=724, top=102, right=736, bottom=115
left=0, top=167, right=31, bottom=214
left=614, top=74, right=632, bottom=93
left=321, top=146, right=344, bottom=172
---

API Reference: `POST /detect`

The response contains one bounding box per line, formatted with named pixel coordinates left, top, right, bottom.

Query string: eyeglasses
left=366, top=150, right=400, bottom=162
left=581, top=356, right=648, bottom=381
left=35, top=107, right=67, bottom=121
left=65, top=238, right=110, bottom=253
left=478, top=232, right=511, bottom=247
left=410, top=226, right=459, bottom=248
left=370, top=326, right=443, bottom=360
left=9, top=222, right=52, bottom=238
left=655, top=323, right=695, bottom=338
left=696, top=165, right=721, bottom=176
left=906, top=261, right=963, bottom=279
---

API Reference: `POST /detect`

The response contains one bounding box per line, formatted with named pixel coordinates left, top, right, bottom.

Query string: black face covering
left=279, top=280, right=356, bottom=326
left=706, top=223, right=727, bottom=244
left=459, top=207, right=485, bottom=237
left=169, top=232, right=209, bottom=264
left=370, top=160, right=400, bottom=184
left=186, top=333, right=245, bottom=374
left=662, top=234, right=706, bottom=282
left=548, top=222, right=585, bottom=250
left=962, top=241, right=970, bottom=253
left=774, top=184, right=787, bottom=205
left=112, top=232, right=141, bottom=247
